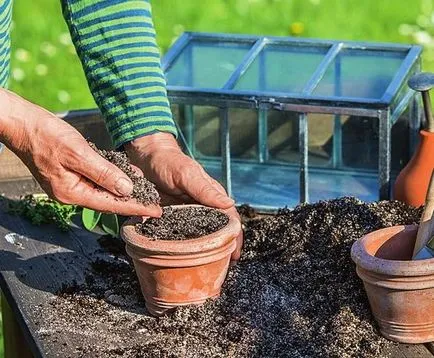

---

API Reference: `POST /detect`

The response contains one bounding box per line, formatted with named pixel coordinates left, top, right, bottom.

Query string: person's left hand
left=125, top=132, right=243, bottom=261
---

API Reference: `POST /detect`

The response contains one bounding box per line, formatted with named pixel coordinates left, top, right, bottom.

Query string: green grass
left=2, top=0, right=434, bottom=355
left=8, top=0, right=434, bottom=112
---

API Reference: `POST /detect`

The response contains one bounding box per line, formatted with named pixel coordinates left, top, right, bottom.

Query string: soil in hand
left=37, top=197, right=423, bottom=358
left=136, top=206, right=229, bottom=240
left=89, top=143, right=160, bottom=205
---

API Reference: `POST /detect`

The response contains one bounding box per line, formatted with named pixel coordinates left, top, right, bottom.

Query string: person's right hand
left=0, top=89, right=161, bottom=217
left=125, top=132, right=243, bottom=261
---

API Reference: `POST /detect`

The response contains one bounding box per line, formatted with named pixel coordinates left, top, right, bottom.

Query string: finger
left=68, top=177, right=162, bottom=217
left=178, top=166, right=234, bottom=209
left=200, top=167, right=236, bottom=205
left=65, top=145, right=134, bottom=197
left=231, top=230, right=244, bottom=262
left=208, top=176, right=231, bottom=197
left=130, top=164, right=143, bottom=177
left=159, top=192, right=197, bottom=206
left=160, top=173, right=231, bottom=207
left=224, top=206, right=244, bottom=262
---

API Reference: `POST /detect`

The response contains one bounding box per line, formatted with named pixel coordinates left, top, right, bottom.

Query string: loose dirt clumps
left=136, top=206, right=229, bottom=240
left=89, top=143, right=160, bottom=205
left=38, top=197, right=423, bottom=358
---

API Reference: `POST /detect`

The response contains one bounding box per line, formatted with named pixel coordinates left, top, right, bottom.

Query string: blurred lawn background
left=8, top=0, right=434, bottom=113
left=2, top=0, right=434, bottom=355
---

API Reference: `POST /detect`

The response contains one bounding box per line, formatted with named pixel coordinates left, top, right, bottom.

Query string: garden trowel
left=394, top=72, right=434, bottom=207
left=413, top=235, right=434, bottom=260
left=413, top=170, right=434, bottom=260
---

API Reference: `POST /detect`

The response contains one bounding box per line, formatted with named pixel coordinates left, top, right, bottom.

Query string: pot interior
left=365, top=226, right=417, bottom=261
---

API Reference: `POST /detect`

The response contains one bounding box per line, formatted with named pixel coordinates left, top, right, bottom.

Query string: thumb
left=65, top=145, right=134, bottom=197
left=179, top=168, right=234, bottom=209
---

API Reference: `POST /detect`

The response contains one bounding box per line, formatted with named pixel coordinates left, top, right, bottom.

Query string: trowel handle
left=413, top=170, right=434, bottom=257
left=408, top=72, right=434, bottom=132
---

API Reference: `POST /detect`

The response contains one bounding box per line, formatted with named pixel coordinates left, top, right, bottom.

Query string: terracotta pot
left=351, top=225, right=434, bottom=343
left=121, top=204, right=241, bottom=316
left=394, top=130, right=434, bottom=207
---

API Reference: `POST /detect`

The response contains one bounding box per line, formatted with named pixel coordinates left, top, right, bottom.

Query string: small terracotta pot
left=351, top=225, right=434, bottom=343
left=121, top=205, right=241, bottom=316
left=394, top=130, right=434, bottom=207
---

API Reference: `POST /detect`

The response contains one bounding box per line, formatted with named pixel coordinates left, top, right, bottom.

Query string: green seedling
left=82, top=208, right=120, bottom=237
left=7, top=194, right=78, bottom=231
left=6, top=194, right=120, bottom=237
left=82, top=207, right=101, bottom=231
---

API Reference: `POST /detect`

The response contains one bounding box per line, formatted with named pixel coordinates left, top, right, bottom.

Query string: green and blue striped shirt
left=0, top=0, right=177, bottom=147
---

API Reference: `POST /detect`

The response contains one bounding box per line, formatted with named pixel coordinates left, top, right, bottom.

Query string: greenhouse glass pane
left=229, top=108, right=258, bottom=160
left=307, top=114, right=335, bottom=168
left=267, top=110, right=300, bottom=164
left=313, top=49, right=407, bottom=99
left=308, top=170, right=379, bottom=203
left=166, top=40, right=253, bottom=89
left=177, top=106, right=259, bottom=160
left=192, top=106, right=220, bottom=158
left=235, top=45, right=329, bottom=93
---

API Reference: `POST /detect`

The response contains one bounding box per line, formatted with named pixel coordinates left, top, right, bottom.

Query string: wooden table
left=0, top=184, right=110, bottom=357
left=0, top=183, right=433, bottom=358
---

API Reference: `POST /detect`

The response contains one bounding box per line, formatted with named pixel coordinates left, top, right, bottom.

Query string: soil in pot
left=89, top=142, right=160, bottom=205
left=136, top=206, right=229, bottom=240
left=36, top=197, right=423, bottom=358
left=124, top=205, right=237, bottom=315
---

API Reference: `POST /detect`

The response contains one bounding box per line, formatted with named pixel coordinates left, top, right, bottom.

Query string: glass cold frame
left=235, top=44, right=329, bottom=93
left=164, top=33, right=422, bottom=209
left=313, top=49, right=407, bottom=99
left=165, top=40, right=254, bottom=89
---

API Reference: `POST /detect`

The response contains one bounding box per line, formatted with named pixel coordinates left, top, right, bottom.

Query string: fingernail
left=149, top=205, right=163, bottom=217
left=218, top=194, right=235, bottom=206
left=141, top=206, right=162, bottom=218
left=115, top=177, right=133, bottom=196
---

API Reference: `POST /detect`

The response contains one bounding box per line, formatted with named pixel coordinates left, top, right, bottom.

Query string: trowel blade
left=413, top=247, right=434, bottom=260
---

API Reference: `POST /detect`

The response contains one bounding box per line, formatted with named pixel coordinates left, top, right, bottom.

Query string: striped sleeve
left=0, top=0, right=12, bottom=89
left=60, top=0, right=177, bottom=148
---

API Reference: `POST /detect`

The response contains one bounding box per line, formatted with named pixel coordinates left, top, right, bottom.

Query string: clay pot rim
left=420, top=129, right=434, bottom=137
left=351, top=225, right=434, bottom=276
left=121, top=204, right=241, bottom=255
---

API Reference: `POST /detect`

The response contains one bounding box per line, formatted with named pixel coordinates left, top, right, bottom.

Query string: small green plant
left=7, top=194, right=78, bottom=231
left=82, top=208, right=120, bottom=237
left=6, top=194, right=121, bottom=236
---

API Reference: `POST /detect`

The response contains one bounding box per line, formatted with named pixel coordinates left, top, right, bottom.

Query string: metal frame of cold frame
left=162, top=32, right=423, bottom=206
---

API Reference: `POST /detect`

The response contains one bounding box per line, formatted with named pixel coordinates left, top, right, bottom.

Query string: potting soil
left=89, top=143, right=160, bottom=205
left=38, top=197, right=422, bottom=358
left=136, top=206, right=229, bottom=240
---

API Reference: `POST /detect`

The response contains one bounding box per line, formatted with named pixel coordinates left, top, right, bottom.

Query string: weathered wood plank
left=0, top=148, right=32, bottom=181
left=2, top=293, right=33, bottom=358
left=0, top=179, right=41, bottom=197
left=0, top=200, right=104, bottom=357
left=389, top=343, right=434, bottom=358
left=426, top=343, right=434, bottom=355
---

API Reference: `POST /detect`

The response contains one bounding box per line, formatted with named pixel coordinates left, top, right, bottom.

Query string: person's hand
left=125, top=132, right=243, bottom=261
left=0, top=89, right=161, bottom=217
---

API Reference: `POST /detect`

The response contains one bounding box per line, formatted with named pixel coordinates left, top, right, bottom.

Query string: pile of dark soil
left=38, top=197, right=422, bottom=358
left=136, top=206, right=229, bottom=240
left=89, top=143, right=159, bottom=205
